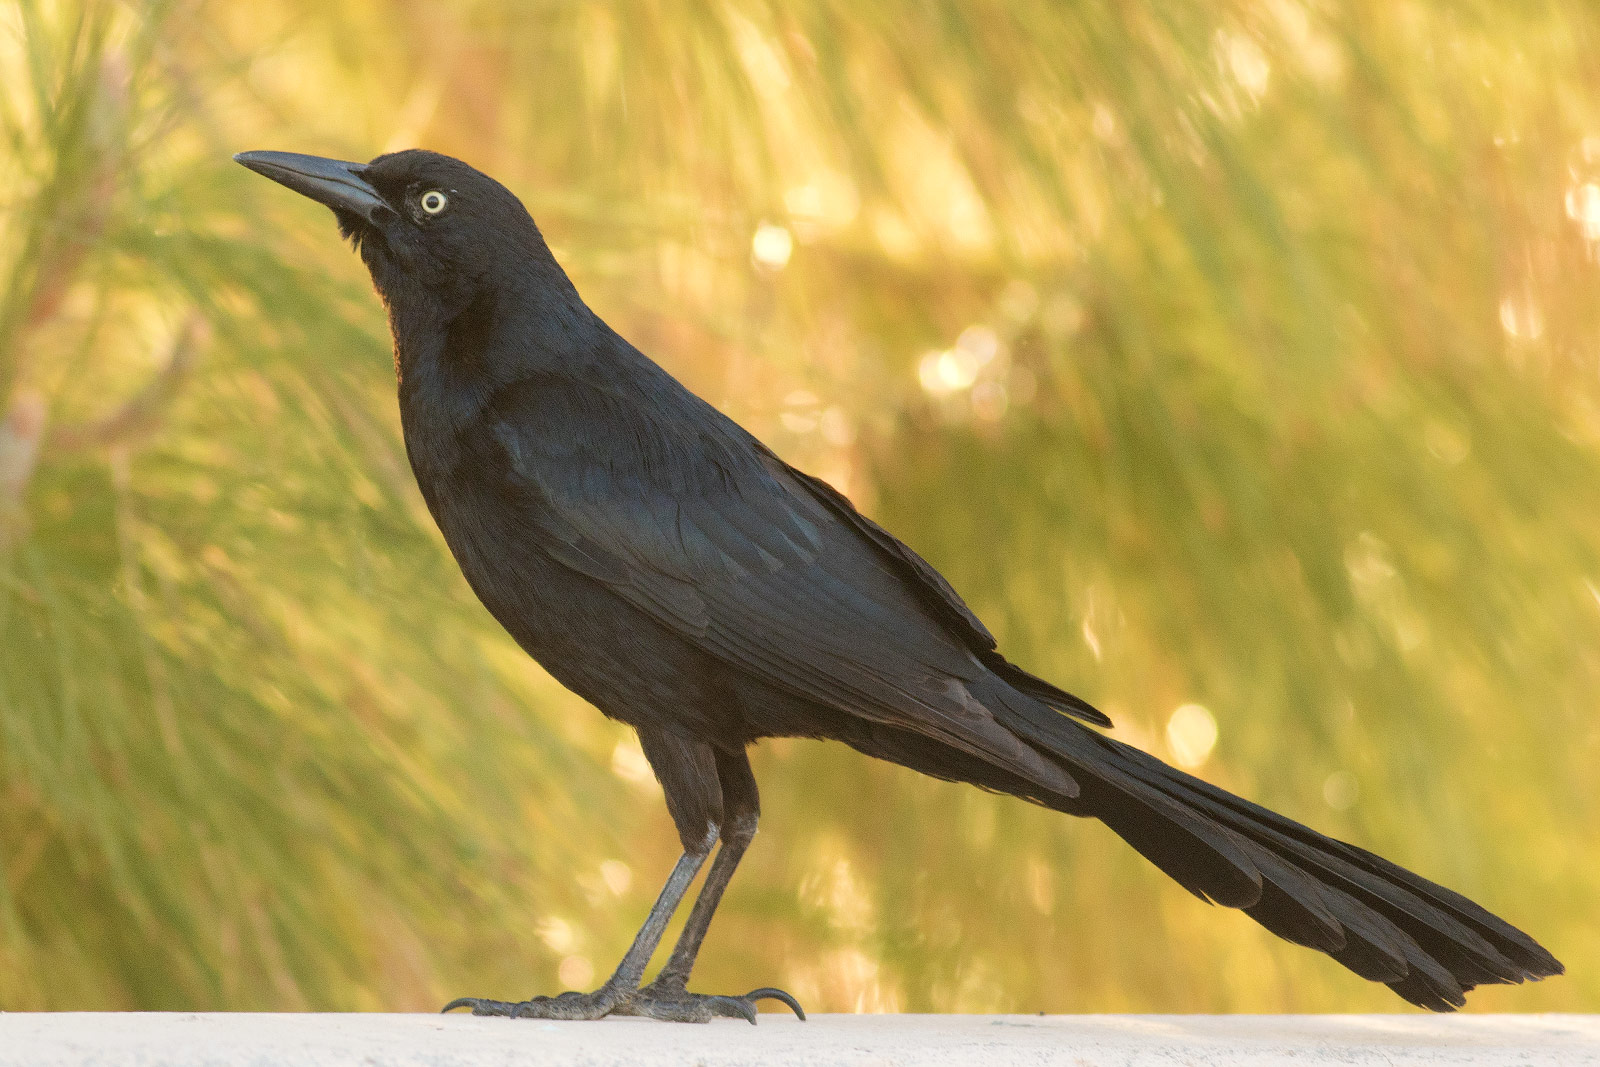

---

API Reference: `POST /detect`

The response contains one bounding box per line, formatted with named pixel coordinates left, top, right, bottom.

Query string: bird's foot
left=612, top=979, right=806, bottom=1024
left=441, top=979, right=805, bottom=1024
left=441, top=984, right=625, bottom=1020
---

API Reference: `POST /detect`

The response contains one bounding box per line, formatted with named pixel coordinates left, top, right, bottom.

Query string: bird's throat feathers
left=379, top=254, right=612, bottom=469
left=360, top=226, right=593, bottom=390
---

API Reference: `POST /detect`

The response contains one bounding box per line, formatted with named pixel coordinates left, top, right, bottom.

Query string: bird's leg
left=616, top=811, right=803, bottom=1022
left=444, top=736, right=800, bottom=1023
left=645, top=812, right=755, bottom=994
left=442, top=845, right=709, bottom=1020
left=619, top=747, right=805, bottom=1023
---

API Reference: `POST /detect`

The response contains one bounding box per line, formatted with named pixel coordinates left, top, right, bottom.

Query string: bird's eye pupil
left=421, top=190, right=448, bottom=214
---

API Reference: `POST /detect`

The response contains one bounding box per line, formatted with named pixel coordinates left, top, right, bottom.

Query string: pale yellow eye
left=420, top=190, right=448, bottom=214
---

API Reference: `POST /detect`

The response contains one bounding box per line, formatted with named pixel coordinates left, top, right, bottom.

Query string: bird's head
left=234, top=148, right=568, bottom=322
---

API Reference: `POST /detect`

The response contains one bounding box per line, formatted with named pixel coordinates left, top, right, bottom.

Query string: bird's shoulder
left=482, top=368, right=817, bottom=564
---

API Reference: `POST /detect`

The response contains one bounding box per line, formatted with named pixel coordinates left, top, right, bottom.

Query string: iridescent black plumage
left=237, top=148, right=1562, bottom=1018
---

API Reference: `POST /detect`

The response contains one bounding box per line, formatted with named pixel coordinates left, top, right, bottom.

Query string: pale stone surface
left=0, top=1012, right=1595, bottom=1066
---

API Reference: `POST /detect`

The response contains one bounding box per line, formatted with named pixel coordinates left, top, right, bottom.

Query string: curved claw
left=442, top=997, right=516, bottom=1016
left=705, top=995, right=759, bottom=1025
left=744, top=987, right=807, bottom=1021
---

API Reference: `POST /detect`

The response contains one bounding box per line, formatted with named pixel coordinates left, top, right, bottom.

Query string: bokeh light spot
left=1166, top=703, right=1219, bottom=769
left=971, top=380, right=1009, bottom=421
left=1323, top=771, right=1359, bottom=811
left=599, top=860, right=632, bottom=896
left=1499, top=296, right=1544, bottom=340
left=557, top=955, right=594, bottom=988
left=1566, top=182, right=1600, bottom=243
left=751, top=222, right=793, bottom=270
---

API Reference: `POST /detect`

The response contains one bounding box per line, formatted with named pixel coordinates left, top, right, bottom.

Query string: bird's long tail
left=974, top=677, right=1563, bottom=1010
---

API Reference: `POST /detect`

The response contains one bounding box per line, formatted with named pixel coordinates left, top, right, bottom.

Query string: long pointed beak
left=234, top=150, right=392, bottom=224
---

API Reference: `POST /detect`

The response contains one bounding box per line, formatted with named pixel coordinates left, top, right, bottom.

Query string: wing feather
left=488, top=381, right=1081, bottom=795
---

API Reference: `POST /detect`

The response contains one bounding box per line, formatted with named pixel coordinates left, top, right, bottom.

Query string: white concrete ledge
left=0, top=1012, right=1595, bottom=1066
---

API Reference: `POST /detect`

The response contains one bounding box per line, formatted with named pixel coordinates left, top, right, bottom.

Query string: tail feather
left=1118, top=742, right=1556, bottom=980
left=1111, top=741, right=1558, bottom=972
left=973, top=676, right=1563, bottom=1010
left=1088, top=767, right=1265, bottom=908
left=982, top=653, right=1113, bottom=727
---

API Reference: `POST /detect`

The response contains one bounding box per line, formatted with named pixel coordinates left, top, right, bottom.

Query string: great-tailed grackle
left=236, top=148, right=1562, bottom=1022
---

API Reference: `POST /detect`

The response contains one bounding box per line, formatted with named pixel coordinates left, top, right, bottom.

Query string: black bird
left=236, top=148, right=1562, bottom=1022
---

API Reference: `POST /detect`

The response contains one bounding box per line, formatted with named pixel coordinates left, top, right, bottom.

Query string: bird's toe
left=614, top=984, right=806, bottom=1024
left=441, top=987, right=622, bottom=1020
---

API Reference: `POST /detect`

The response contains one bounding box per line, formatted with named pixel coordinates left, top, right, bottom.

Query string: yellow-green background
left=1, top=0, right=1595, bottom=1014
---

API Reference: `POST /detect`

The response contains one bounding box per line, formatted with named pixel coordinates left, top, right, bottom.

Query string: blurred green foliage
left=1, top=0, right=1596, bottom=1014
